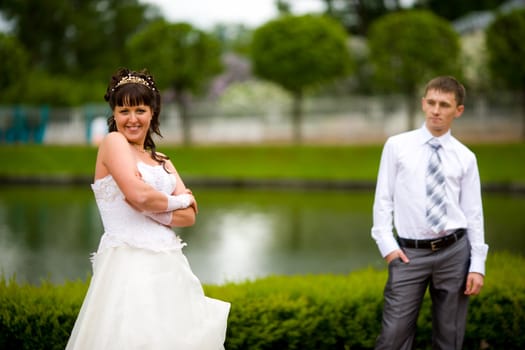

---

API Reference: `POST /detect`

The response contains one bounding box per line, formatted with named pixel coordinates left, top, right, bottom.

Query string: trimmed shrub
left=0, top=279, right=87, bottom=350
left=1, top=252, right=524, bottom=349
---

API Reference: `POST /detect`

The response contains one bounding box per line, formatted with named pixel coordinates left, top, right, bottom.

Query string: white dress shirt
left=371, top=125, right=489, bottom=275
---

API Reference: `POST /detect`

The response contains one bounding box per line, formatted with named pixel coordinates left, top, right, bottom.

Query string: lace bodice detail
left=91, top=162, right=185, bottom=254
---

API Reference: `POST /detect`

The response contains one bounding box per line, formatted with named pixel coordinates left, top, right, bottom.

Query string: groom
left=371, top=76, right=488, bottom=349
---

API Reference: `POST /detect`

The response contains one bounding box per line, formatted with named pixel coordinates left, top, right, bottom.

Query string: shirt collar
left=419, top=123, right=452, bottom=149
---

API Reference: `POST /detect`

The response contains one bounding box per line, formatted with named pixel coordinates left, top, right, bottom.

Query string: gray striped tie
left=426, top=138, right=447, bottom=233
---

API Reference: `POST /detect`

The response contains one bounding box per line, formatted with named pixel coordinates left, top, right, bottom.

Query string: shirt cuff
left=469, top=243, right=489, bottom=275
left=469, top=255, right=486, bottom=275
left=376, top=235, right=400, bottom=258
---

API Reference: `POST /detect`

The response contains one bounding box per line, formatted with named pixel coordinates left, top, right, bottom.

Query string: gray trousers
left=374, top=236, right=470, bottom=350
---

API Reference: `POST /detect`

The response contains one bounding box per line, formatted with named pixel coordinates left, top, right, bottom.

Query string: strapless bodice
left=91, top=162, right=185, bottom=254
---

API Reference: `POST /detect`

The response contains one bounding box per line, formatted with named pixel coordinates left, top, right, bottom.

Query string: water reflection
left=178, top=188, right=383, bottom=284
left=0, top=186, right=100, bottom=283
left=0, top=186, right=524, bottom=285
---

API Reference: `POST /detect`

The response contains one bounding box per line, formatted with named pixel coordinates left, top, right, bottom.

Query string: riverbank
left=1, top=143, right=524, bottom=192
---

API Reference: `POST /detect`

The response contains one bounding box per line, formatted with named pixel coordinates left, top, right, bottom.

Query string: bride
left=65, top=68, right=230, bottom=350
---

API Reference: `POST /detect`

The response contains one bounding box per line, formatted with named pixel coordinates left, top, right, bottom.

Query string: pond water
left=0, top=185, right=524, bottom=285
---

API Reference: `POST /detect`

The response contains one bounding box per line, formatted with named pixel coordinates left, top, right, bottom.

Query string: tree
left=367, top=10, right=462, bottom=130
left=0, top=33, right=28, bottom=98
left=0, top=34, right=107, bottom=106
left=486, top=8, right=525, bottom=139
left=0, top=0, right=158, bottom=80
left=126, top=20, right=223, bottom=145
left=251, top=14, right=353, bottom=143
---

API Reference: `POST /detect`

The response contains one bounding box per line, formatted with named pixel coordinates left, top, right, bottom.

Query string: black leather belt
left=397, top=229, right=466, bottom=252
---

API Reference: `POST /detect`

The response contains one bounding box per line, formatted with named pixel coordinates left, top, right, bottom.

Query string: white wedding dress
left=66, top=162, right=230, bottom=350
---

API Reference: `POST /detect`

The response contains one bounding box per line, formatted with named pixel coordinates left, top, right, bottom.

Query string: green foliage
left=251, top=14, right=353, bottom=95
left=485, top=9, right=525, bottom=90
left=126, top=19, right=223, bottom=94
left=1, top=253, right=524, bottom=349
left=368, top=10, right=462, bottom=94
left=0, top=0, right=165, bottom=105
left=0, top=278, right=87, bottom=350
left=125, top=19, right=224, bottom=144
left=411, top=252, right=525, bottom=349
left=464, top=252, right=525, bottom=349
left=251, top=14, right=354, bottom=143
left=0, top=33, right=29, bottom=93
left=0, top=0, right=158, bottom=79
left=1, top=70, right=106, bottom=106
left=213, top=270, right=386, bottom=349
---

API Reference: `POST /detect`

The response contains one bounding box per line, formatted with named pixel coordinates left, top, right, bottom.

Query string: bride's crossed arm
left=159, top=157, right=198, bottom=227
left=94, top=132, right=197, bottom=227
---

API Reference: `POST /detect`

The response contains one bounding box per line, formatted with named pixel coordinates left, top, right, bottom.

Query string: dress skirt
left=65, top=246, right=230, bottom=350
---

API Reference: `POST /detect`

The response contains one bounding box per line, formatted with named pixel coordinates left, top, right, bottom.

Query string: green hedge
left=1, top=252, right=523, bottom=349
left=0, top=280, right=86, bottom=350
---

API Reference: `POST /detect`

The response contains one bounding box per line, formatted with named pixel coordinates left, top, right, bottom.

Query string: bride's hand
left=184, top=188, right=198, bottom=214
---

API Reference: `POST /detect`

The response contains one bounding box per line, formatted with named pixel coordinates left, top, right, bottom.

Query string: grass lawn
left=0, top=143, right=524, bottom=184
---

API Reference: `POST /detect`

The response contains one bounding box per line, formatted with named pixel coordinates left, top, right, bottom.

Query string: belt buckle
left=430, top=238, right=443, bottom=251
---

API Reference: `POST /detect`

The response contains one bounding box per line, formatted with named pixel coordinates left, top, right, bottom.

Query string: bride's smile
left=114, top=104, right=152, bottom=143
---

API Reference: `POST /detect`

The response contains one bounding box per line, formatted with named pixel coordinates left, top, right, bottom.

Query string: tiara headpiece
left=113, top=74, right=155, bottom=91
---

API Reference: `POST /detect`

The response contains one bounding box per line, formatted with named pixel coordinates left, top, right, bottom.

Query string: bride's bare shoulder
left=100, top=131, right=127, bottom=146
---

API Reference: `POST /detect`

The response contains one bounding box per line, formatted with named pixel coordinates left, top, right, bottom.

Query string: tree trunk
left=522, top=88, right=525, bottom=140
left=406, top=90, right=419, bottom=131
left=292, top=91, right=303, bottom=144
left=175, top=92, right=192, bottom=145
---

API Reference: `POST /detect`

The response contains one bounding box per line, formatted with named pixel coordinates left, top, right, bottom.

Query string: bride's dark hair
left=104, top=67, right=170, bottom=171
